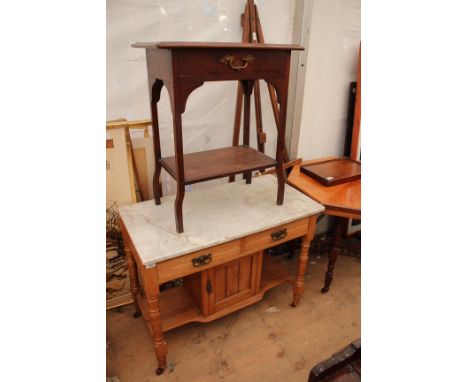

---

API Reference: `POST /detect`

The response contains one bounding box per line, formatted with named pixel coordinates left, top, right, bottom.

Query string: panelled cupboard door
left=207, top=252, right=262, bottom=314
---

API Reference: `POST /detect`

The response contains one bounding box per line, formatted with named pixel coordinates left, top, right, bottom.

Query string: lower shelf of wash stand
left=137, top=254, right=292, bottom=333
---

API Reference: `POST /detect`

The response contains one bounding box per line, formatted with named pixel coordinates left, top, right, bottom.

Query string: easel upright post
left=229, top=0, right=289, bottom=184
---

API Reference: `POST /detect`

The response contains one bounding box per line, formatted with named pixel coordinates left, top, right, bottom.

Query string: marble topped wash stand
left=119, top=175, right=324, bottom=375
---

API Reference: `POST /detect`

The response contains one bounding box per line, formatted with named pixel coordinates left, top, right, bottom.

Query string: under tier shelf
left=136, top=255, right=293, bottom=333
left=160, top=145, right=277, bottom=185
left=137, top=288, right=202, bottom=333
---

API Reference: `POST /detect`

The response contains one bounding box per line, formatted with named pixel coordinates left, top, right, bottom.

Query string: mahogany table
left=119, top=175, right=324, bottom=375
left=288, top=158, right=361, bottom=293
left=132, top=42, right=303, bottom=233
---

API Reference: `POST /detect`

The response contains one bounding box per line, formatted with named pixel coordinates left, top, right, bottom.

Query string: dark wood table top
left=288, top=158, right=361, bottom=220
left=131, top=41, right=304, bottom=50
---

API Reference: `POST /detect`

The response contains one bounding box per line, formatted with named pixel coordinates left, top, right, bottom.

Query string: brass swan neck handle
left=220, top=55, right=255, bottom=72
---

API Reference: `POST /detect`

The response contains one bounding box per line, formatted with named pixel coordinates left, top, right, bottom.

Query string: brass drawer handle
left=191, top=254, right=212, bottom=267
left=271, top=228, right=288, bottom=241
left=220, top=55, right=255, bottom=72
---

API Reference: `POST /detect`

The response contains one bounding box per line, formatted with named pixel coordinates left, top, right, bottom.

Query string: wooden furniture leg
left=275, top=156, right=286, bottom=205
left=141, top=266, right=168, bottom=375
left=123, top=240, right=141, bottom=318
left=172, top=109, right=185, bottom=233
left=174, top=182, right=185, bottom=233
left=150, top=79, right=164, bottom=204
left=269, top=78, right=288, bottom=205
left=167, top=79, right=203, bottom=233
left=321, top=217, right=347, bottom=293
left=292, top=216, right=317, bottom=306
left=228, top=83, right=244, bottom=183
left=242, top=80, right=254, bottom=184
left=253, top=80, right=265, bottom=153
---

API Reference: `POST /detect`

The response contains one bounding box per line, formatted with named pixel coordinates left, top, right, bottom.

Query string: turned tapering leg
left=141, top=267, right=167, bottom=375
left=292, top=216, right=317, bottom=306
left=321, top=217, right=346, bottom=293
left=148, top=294, right=167, bottom=376
left=123, top=243, right=142, bottom=318
left=120, top=221, right=142, bottom=318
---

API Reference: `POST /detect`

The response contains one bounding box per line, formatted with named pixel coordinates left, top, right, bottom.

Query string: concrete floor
left=107, top=253, right=360, bottom=382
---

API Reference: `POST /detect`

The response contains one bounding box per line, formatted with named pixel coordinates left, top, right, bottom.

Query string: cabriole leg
left=150, top=79, right=164, bottom=205
left=170, top=96, right=186, bottom=233
left=174, top=184, right=185, bottom=233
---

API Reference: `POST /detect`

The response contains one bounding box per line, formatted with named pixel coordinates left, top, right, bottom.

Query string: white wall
left=294, top=0, right=361, bottom=160
left=107, top=0, right=298, bottom=194
left=107, top=0, right=361, bottom=197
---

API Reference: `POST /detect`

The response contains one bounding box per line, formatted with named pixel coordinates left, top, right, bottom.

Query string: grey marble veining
left=118, top=175, right=324, bottom=268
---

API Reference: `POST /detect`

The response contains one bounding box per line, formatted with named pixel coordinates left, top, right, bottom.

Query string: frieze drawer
left=157, top=240, right=241, bottom=283
left=242, top=218, right=309, bottom=254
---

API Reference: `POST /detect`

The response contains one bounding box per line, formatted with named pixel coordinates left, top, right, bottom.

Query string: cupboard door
left=210, top=252, right=261, bottom=313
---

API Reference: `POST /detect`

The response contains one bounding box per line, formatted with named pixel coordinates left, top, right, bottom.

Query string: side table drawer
left=173, top=49, right=289, bottom=79
left=157, top=240, right=240, bottom=283
left=242, top=218, right=309, bottom=254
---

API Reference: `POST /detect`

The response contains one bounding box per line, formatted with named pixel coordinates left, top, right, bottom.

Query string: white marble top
left=119, top=175, right=324, bottom=268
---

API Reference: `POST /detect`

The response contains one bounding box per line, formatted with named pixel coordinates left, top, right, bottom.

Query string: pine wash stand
left=132, top=42, right=304, bottom=233
left=119, top=176, right=324, bottom=375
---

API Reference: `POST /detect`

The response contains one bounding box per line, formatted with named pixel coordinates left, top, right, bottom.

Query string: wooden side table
left=132, top=42, right=304, bottom=233
left=288, top=158, right=361, bottom=293
left=119, top=175, right=324, bottom=375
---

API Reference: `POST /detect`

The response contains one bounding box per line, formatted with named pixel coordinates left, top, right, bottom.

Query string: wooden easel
left=229, top=0, right=288, bottom=182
